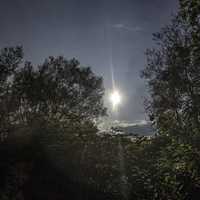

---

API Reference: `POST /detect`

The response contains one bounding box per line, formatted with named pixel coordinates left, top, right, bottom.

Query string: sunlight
left=110, top=90, right=121, bottom=110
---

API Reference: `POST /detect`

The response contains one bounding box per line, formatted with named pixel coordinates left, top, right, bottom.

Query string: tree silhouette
left=142, top=11, right=200, bottom=138
left=140, top=1, right=200, bottom=199
left=0, top=47, right=106, bottom=140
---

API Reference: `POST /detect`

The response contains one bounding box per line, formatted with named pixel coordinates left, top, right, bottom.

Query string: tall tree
left=142, top=8, right=200, bottom=137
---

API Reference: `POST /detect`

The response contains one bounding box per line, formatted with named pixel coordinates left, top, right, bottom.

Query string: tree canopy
left=142, top=1, right=200, bottom=138
left=0, top=47, right=106, bottom=139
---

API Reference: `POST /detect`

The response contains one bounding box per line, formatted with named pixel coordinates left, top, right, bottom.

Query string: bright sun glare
left=110, top=90, right=121, bottom=109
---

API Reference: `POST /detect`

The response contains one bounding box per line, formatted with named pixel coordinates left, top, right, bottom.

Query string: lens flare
left=110, top=90, right=121, bottom=109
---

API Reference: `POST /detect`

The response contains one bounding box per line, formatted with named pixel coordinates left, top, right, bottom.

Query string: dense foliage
left=1, top=47, right=106, bottom=129
left=141, top=0, right=200, bottom=199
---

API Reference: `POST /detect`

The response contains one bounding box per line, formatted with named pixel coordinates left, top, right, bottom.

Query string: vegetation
left=141, top=0, right=200, bottom=199
left=1, top=0, right=200, bottom=199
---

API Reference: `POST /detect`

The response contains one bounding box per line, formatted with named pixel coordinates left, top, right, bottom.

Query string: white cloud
left=112, top=24, right=142, bottom=32
left=115, top=120, right=148, bottom=127
left=97, top=117, right=148, bottom=131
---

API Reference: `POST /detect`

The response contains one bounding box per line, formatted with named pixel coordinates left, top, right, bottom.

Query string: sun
left=109, top=90, right=121, bottom=109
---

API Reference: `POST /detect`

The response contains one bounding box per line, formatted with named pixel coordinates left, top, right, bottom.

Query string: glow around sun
left=109, top=90, right=122, bottom=110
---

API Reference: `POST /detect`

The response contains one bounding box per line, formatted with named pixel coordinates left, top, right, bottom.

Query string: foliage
left=0, top=46, right=108, bottom=199
left=0, top=47, right=106, bottom=137
left=141, top=10, right=200, bottom=138
left=1, top=0, right=200, bottom=199
left=140, top=0, right=200, bottom=199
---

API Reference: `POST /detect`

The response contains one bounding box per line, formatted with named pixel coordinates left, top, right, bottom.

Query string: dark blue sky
left=0, top=0, right=178, bottom=122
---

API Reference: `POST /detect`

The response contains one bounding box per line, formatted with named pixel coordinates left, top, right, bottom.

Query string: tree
left=0, top=46, right=107, bottom=199
left=141, top=1, right=200, bottom=199
left=0, top=47, right=106, bottom=137
left=0, top=47, right=23, bottom=140
left=141, top=10, right=200, bottom=138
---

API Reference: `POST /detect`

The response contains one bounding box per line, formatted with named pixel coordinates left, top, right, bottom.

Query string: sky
left=0, top=0, right=178, bottom=122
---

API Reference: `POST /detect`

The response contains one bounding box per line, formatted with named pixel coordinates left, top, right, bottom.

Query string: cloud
left=97, top=118, right=148, bottom=131
left=112, top=23, right=142, bottom=32
left=114, top=120, right=148, bottom=127
left=97, top=118, right=153, bottom=136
